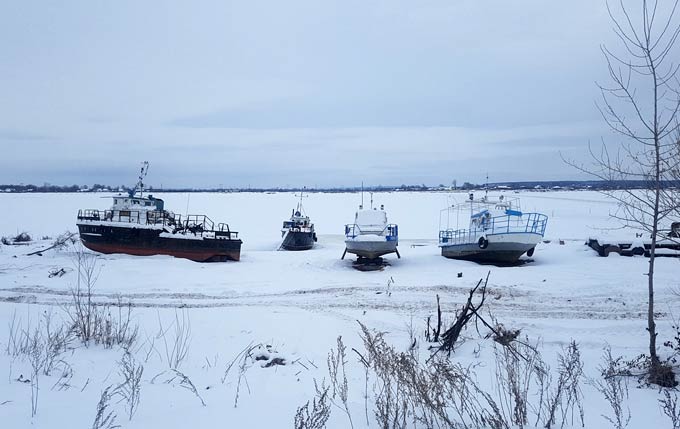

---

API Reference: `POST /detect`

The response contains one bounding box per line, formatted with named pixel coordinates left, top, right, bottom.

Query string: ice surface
left=0, top=191, right=678, bottom=428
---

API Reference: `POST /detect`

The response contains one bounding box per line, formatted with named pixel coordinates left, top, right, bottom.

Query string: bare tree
left=565, top=0, right=680, bottom=386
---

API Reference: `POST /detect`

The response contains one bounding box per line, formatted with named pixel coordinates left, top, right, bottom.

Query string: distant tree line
left=1, top=180, right=678, bottom=193
left=0, top=183, right=124, bottom=193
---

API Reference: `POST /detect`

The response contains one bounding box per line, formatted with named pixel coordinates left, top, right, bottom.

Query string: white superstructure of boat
left=438, top=194, right=547, bottom=263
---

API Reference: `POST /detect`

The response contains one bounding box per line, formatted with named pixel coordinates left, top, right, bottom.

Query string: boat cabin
left=346, top=205, right=398, bottom=240
left=439, top=194, right=547, bottom=248
left=283, top=210, right=312, bottom=229
left=354, top=209, right=388, bottom=233
left=111, top=194, right=164, bottom=212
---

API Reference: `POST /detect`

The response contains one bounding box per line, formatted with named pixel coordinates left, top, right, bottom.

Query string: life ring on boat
left=478, top=237, right=489, bottom=249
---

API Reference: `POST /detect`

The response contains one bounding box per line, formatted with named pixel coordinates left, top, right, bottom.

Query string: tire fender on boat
left=478, top=236, right=489, bottom=249
left=527, top=247, right=535, bottom=257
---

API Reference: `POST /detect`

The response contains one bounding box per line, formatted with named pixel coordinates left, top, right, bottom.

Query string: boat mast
left=295, top=186, right=308, bottom=214
left=133, top=161, right=149, bottom=198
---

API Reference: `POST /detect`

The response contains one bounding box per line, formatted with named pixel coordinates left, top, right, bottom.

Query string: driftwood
left=26, top=232, right=77, bottom=256
left=438, top=274, right=491, bottom=354
left=426, top=294, right=443, bottom=343
left=430, top=273, right=535, bottom=365
left=48, top=267, right=68, bottom=278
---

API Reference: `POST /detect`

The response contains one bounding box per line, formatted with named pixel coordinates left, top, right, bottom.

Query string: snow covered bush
left=5, top=310, right=75, bottom=417
left=294, top=382, right=331, bottom=429
left=344, top=321, right=587, bottom=429
left=66, top=248, right=138, bottom=349
left=91, top=385, right=119, bottom=429
left=591, top=348, right=631, bottom=429
left=117, top=351, right=144, bottom=420
left=357, top=321, right=506, bottom=428
left=158, top=309, right=191, bottom=370
left=660, top=390, right=680, bottom=429
left=327, top=336, right=353, bottom=428
left=1, top=232, right=31, bottom=245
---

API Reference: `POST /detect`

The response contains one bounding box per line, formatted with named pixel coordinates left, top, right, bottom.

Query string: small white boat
left=343, top=203, right=399, bottom=260
left=438, top=194, right=547, bottom=263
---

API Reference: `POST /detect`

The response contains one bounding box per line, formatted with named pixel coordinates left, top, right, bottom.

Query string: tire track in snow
left=0, top=283, right=673, bottom=321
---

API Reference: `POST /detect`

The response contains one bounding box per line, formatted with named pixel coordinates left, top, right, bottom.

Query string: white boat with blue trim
left=343, top=203, right=400, bottom=260
left=438, top=194, right=547, bottom=263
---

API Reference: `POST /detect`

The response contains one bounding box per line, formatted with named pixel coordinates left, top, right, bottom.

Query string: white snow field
left=1, top=190, right=679, bottom=428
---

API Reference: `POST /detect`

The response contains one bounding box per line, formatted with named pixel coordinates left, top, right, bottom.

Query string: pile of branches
left=432, top=273, right=511, bottom=355
left=1, top=232, right=32, bottom=245
left=27, top=231, right=77, bottom=256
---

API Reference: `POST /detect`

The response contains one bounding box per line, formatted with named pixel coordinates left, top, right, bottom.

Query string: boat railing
left=439, top=229, right=476, bottom=246
left=283, top=220, right=314, bottom=233
left=439, top=212, right=548, bottom=245
left=77, top=209, right=102, bottom=221
left=179, top=215, right=239, bottom=238
left=146, top=210, right=181, bottom=227
left=345, top=223, right=399, bottom=241
left=77, top=209, right=239, bottom=239
left=286, top=225, right=315, bottom=233
left=486, top=212, right=548, bottom=236
left=215, top=223, right=239, bottom=239
left=78, top=209, right=181, bottom=227
left=183, top=214, right=214, bottom=233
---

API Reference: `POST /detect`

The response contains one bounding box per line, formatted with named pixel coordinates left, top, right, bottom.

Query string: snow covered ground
left=1, top=190, right=679, bottom=428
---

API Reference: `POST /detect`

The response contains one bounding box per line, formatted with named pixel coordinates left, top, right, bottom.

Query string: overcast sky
left=0, top=0, right=649, bottom=187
